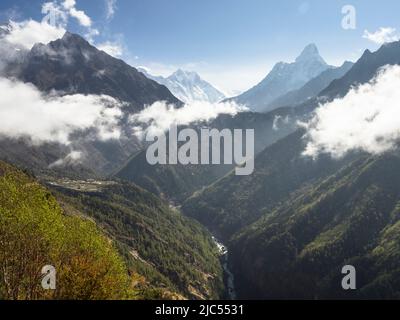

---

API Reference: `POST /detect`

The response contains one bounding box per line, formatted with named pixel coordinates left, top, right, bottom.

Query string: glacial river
left=212, top=236, right=237, bottom=300
left=170, top=203, right=237, bottom=299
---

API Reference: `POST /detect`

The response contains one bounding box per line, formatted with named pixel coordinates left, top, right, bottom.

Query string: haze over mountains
left=2, top=22, right=400, bottom=300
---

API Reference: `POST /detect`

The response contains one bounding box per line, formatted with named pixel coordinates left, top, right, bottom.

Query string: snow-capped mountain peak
left=140, top=68, right=225, bottom=104
left=171, top=69, right=198, bottom=79
left=229, top=43, right=331, bottom=112
left=295, top=43, right=325, bottom=64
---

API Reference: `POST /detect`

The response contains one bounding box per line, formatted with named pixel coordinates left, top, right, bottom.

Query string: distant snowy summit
left=228, top=44, right=333, bottom=112
left=139, top=68, right=225, bottom=104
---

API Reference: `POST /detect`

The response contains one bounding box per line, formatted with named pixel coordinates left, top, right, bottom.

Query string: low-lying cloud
left=302, top=65, right=400, bottom=158
left=363, top=27, right=399, bottom=45
left=3, top=20, right=65, bottom=50
left=49, top=150, right=83, bottom=168
left=0, top=77, right=123, bottom=145
left=131, top=100, right=247, bottom=138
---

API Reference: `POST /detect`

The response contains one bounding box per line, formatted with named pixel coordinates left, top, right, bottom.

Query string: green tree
left=0, top=161, right=132, bottom=300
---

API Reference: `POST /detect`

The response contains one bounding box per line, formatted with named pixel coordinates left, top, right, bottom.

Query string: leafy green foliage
left=0, top=161, right=133, bottom=300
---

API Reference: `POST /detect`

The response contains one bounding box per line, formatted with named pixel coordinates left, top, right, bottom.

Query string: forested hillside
left=182, top=130, right=358, bottom=239
left=49, top=178, right=223, bottom=299
left=230, top=154, right=400, bottom=299
left=116, top=110, right=303, bottom=202
left=0, top=161, right=223, bottom=300
left=0, top=161, right=132, bottom=299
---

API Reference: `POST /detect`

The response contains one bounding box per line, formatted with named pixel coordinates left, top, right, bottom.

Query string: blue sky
left=1, top=0, right=400, bottom=95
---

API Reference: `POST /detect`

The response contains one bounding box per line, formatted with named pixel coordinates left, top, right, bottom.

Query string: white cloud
left=69, top=7, right=91, bottom=27
left=272, top=115, right=290, bottom=131
left=42, top=1, right=68, bottom=27
left=49, top=150, right=82, bottom=168
left=41, top=1, right=98, bottom=42
left=61, top=0, right=91, bottom=27
left=131, top=100, right=247, bottom=138
left=62, top=0, right=75, bottom=10
left=137, top=66, right=151, bottom=74
left=0, top=77, right=123, bottom=145
left=4, top=20, right=65, bottom=50
left=97, top=41, right=123, bottom=57
left=302, top=65, right=400, bottom=158
left=363, top=27, right=399, bottom=45
left=105, top=0, right=117, bottom=21
left=44, top=1, right=105, bottom=46
left=85, top=28, right=100, bottom=44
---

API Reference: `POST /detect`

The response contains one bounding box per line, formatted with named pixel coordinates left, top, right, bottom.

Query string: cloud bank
left=1, top=1, right=98, bottom=50
left=49, top=150, right=83, bottom=168
left=42, top=0, right=99, bottom=43
left=131, top=101, right=247, bottom=138
left=302, top=65, right=400, bottom=158
left=3, top=20, right=65, bottom=50
left=363, top=27, right=399, bottom=45
left=0, top=77, right=122, bottom=145
left=1, top=1, right=126, bottom=58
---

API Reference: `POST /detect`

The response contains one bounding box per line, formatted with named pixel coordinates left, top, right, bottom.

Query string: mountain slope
left=230, top=153, right=400, bottom=299
left=265, top=61, right=354, bottom=110
left=0, top=31, right=183, bottom=176
left=141, top=69, right=225, bottom=103
left=182, top=130, right=358, bottom=239
left=48, top=176, right=224, bottom=299
left=5, top=32, right=181, bottom=112
left=229, top=44, right=331, bottom=112
left=320, top=40, right=400, bottom=100
left=0, top=161, right=134, bottom=300
left=182, top=39, right=400, bottom=295
left=115, top=109, right=302, bottom=202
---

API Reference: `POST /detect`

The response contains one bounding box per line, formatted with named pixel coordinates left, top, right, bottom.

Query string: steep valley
left=44, top=176, right=224, bottom=300
left=2, top=23, right=400, bottom=301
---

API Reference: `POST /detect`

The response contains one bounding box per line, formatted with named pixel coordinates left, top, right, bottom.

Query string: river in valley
left=212, top=236, right=237, bottom=300
left=170, top=202, right=237, bottom=299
